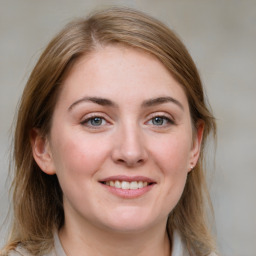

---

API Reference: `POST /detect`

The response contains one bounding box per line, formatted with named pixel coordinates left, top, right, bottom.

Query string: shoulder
left=172, top=230, right=218, bottom=256
left=4, top=230, right=61, bottom=256
left=5, top=246, right=32, bottom=256
left=6, top=245, right=56, bottom=256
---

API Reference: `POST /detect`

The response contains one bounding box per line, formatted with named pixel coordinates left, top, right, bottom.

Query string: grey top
left=9, top=230, right=216, bottom=256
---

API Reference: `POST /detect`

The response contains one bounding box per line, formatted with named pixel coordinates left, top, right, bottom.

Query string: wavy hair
left=1, top=7, right=216, bottom=256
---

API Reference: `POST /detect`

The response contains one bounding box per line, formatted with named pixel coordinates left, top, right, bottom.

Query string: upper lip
left=99, top=175, right=156, bottom=183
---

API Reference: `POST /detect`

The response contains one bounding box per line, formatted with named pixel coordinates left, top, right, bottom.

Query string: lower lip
left=101, top=183, right=154, bottom=199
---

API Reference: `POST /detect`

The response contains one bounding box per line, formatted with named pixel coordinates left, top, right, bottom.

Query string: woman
left=1, top=7, right=217, bottom=256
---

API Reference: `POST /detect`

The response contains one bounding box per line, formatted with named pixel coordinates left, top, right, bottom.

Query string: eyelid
left=147, top=112, right=175, bottom=121
left=80, top=112, right=112, bottom=128
left=145, top=112, right=176, bottom=126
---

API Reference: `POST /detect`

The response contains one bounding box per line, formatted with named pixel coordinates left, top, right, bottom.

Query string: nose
left=111, top=123, right=148, bottom=167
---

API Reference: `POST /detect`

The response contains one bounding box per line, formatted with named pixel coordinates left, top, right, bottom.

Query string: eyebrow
left=68, top=96, right=184, bottom=111
left=68, top=97, right=117, bottom=111
left=142, top=96, right=184, bottom=110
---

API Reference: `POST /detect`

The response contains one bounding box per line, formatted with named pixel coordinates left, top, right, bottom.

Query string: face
left=32, top=45, right=203, bottom=234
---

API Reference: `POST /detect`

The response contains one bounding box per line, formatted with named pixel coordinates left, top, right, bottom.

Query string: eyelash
left=146, top=114, right=175, bottom=127
left=80, top=113, right=175, bottom=129
left=80, top=114, right=108, bottom=129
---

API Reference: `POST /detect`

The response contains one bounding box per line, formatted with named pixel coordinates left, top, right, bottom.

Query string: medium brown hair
left=2, top=7, right=216, bottom=256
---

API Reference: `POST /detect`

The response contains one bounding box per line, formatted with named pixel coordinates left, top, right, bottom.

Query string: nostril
left=111, top=143, right=148, bottom=167
left=115, top=157, right=145, bottom=167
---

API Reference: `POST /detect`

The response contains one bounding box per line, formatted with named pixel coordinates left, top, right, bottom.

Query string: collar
left=171, top=230, right=190, bottom=256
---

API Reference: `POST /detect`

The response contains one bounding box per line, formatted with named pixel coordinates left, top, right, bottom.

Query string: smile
left=103, top=180, right=149, bottom=190
left=99, top=176, right=156, bottom=198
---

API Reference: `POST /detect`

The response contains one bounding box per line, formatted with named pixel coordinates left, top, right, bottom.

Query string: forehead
left=57, top=45, right=189, bottom=109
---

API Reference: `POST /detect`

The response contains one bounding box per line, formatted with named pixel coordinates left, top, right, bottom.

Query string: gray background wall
left=0, top=1, right=255, bottom=255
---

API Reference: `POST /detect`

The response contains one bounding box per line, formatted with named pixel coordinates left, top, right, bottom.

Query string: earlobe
left=189, top=120, right=204, bottom=172
left=30, top=128, right=56, bottom=175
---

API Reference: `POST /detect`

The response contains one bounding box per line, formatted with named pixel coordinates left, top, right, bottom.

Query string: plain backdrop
left=0, top=1, right=255, bottom=255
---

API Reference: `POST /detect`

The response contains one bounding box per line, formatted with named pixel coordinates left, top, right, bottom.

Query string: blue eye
left=152, top=117, right=165, bottom=125
left=81, top=116, right=106, bottom=127
left=149, top=116, right=173, bottom=126
left=89, top=117, right=103, bottom=126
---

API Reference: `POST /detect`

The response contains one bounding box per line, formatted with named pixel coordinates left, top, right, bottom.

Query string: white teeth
left=130, top=181, right=138, bottom=190
left=115, top=180, right=121, bottom=188
left=105, top=180, right=149, bottom=189
left=121, top=181, right=130, bottom=189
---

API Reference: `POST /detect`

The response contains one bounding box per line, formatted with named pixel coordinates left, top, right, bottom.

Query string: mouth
left=99, top=175, right=156, bottom=191
left=101, top=180, right=153, bottom=190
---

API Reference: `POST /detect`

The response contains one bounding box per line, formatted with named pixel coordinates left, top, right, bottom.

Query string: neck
left=59, top=217, right=171, bottom=256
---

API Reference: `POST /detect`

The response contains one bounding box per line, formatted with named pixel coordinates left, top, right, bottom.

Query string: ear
left=188, top=120, right=204, bottom=172
left=30, top=128, right=56, bottom=175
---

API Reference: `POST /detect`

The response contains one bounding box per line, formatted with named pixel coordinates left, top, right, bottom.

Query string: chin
left=99, top=208, right=163, bottom=234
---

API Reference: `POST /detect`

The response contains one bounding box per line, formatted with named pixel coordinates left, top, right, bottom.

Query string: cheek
left=150, top=132, right=191, bottom=207
left=51, top=130, right=110, bottom=178
left=151, top=132, right=192, bottom=173
left=50, top=131, right=111, bottom=209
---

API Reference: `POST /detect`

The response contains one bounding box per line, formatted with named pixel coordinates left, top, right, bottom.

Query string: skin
left=32, top=45, right=203, bottom=256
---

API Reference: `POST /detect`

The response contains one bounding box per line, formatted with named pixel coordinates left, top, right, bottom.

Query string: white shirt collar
left=171, top=230, right=190, bottom=256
